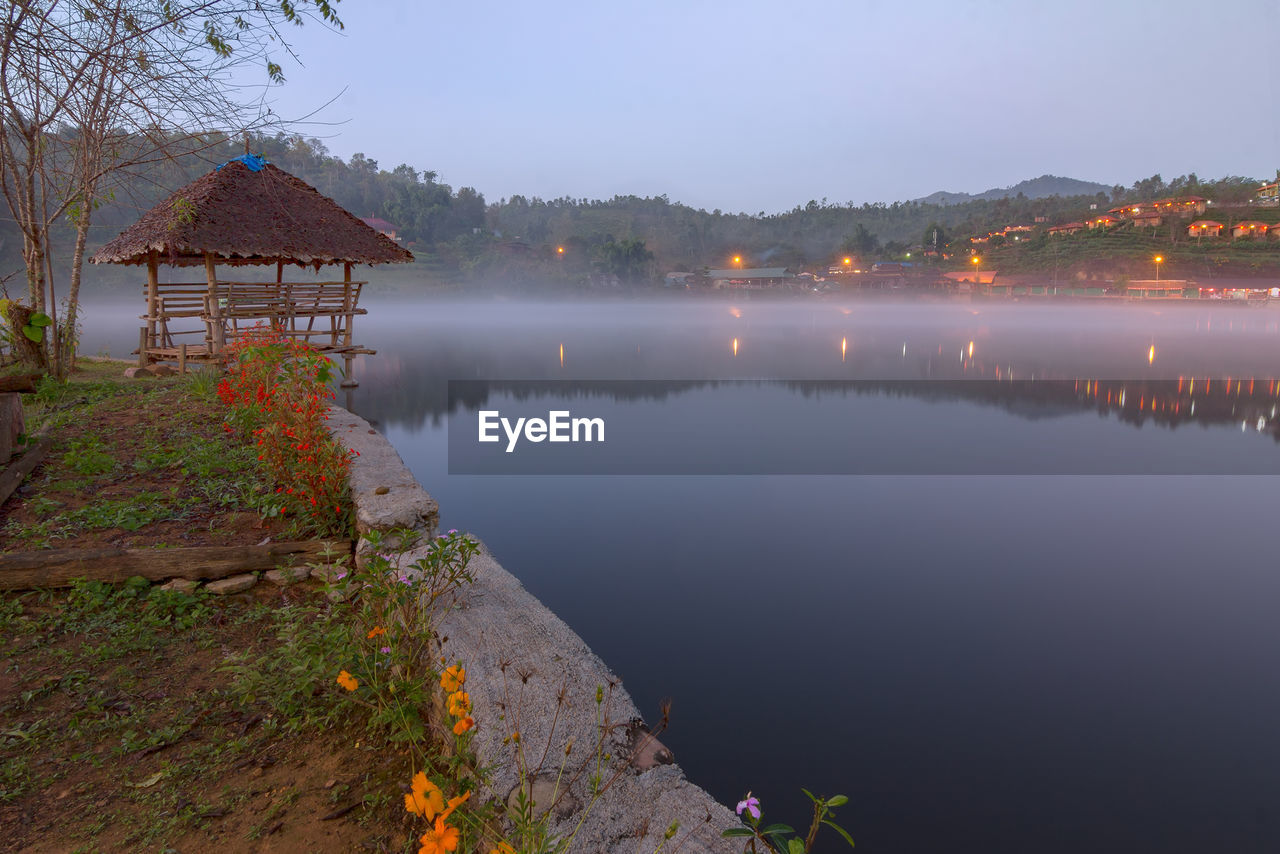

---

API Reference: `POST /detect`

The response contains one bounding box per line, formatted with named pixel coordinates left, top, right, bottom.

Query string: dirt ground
left=0, top=365, right=421, bottom=852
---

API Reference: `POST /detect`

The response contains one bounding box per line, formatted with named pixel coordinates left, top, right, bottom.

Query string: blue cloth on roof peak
left=217, top=154, right=269, bottom=172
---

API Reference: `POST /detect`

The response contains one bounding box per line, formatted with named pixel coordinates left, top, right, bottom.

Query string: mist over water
left=85, top=297, right=1280, bottom=852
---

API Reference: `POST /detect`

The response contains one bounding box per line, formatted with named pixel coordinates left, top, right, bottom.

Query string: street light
left=971, top=256, right=981, bottom=265
left=732, top=255, right=742, bottom=267
left=842, top=257, right=852, bottom=267
left=556, top=246, right=565, bottom=256
left=1154, top=255, right=1163, bottom=282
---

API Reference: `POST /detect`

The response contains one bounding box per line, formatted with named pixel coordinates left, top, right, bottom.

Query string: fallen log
left=0, top=539, right=352, bottom=590
left=0, top=374, right=41, bottom=394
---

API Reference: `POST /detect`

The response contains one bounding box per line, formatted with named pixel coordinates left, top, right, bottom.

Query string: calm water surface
left=89, top=297, right=1280, bottom=852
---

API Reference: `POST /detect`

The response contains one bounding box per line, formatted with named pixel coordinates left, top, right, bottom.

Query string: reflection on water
left=84, top=298, right=1280, bottom=852
left=333, top=300, right=1280, bottom=433
left=444, top=379, right=1280, bottom=475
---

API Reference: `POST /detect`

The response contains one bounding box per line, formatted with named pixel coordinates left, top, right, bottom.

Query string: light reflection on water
left=87, top=298, right=1280, bottom=852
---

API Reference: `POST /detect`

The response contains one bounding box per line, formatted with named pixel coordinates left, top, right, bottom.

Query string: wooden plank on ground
left=0, top=539, right=352, bottom=590
left=0, top=435, right=53, bottom=507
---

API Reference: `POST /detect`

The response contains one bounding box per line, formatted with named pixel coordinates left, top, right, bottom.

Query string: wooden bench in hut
left=90, top=154, right=413, bottom=385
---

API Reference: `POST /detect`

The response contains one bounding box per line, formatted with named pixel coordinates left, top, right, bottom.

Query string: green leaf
left=762, top=824, right=796, bottom=836
left=801, top=788, right=818, bottom=803
left=29, top=313, right=51, bottom=327
left=721, top=828, right=755, bottom=838
left=22, top=325, right=43, bottom=342
left=126, top=771, right=164, bottom=788
left=822, top=820, right=856, bottom=848
left=788, top=840, right=805, bottom=854
left=826, top=795, right=849, bottom=808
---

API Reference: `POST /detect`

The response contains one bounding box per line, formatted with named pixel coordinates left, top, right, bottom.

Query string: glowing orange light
left=732, top=255, right=742, bottom=265
left=842, top=257, right=852, bottom=266
left=841, top=336, right=848, bottom=362
left=732, top=337, right=739, bottom=357
left=971, top=256, right=980, bottom=265
left=556, top=246, right=565, bottom=255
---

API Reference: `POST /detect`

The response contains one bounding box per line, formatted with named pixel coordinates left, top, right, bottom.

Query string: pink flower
left=736, top=793, right=760, bottom=820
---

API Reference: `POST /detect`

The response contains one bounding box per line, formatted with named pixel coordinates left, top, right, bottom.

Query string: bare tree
left=0, top=0, right=343, bottom=376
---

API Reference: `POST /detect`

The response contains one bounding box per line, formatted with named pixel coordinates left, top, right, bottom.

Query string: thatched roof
left=91, top=156, right=414, bottom=267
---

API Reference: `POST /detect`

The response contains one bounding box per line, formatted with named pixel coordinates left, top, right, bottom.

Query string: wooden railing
left=140, top=280, right=367, bottom=358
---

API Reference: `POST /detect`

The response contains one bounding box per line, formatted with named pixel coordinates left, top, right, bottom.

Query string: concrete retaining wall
left=327, top=406, right=741, bottom=853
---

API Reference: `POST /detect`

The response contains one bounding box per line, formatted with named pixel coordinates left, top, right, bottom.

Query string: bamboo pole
left=341, top=262, right=357, bottom=387
left=204, top=253, right=224, bottom=355
left=144, top=252, right=159, bottom=363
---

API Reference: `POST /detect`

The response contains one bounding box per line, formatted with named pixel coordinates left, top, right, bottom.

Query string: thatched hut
left=91, top=154, right=413, bottom=384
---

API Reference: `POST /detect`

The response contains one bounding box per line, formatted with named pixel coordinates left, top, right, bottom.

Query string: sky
left=254, top=0, right=1280, bottom=214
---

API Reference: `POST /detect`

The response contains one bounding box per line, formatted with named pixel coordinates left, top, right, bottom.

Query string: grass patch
left=1, top=364, right=293, bottom=551
left=0, top=578, right=421, bottom=852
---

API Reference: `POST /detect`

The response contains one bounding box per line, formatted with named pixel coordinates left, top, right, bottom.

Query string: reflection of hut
left=91, top=154, right=413, bottom=384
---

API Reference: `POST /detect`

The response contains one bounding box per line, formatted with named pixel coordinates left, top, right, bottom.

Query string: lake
left=85, top=296, right=1280, bottom=852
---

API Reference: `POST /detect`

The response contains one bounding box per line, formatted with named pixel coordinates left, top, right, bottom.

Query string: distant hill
left=915, top=175, right=1112, bottom=206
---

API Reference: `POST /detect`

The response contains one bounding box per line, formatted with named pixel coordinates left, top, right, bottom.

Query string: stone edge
left=327, top=405, right=742, bottom=853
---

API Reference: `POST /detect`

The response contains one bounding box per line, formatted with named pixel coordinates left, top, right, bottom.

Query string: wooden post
left=340, top=262, right=357, bottom=387
left=340, top=263, right=353, bottom=348
left=275, top=260, right=286, bottom=334
left=144, top=251, right=159, bottom=364
left=178, top=343, right=187, bottom=375
left=137, top=327, right=147, bottom=368
left=0, top=393, right=25, bottom=463
left=204, top=253, right=224, bottom=356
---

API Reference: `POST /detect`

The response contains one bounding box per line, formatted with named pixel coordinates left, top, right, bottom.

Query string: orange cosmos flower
left=366, top=626, right=386, bottom=639
left=405, top=771, right=444, bottom=819
left=447, top=691, right=471, bottom=718
left=418, top=817, right=460, bottom=854
left=441, top=790, right=472, bottom=821
left=336, top=670, right=358, bottom=692
left=452, top=716, right=475, bottom=735
left=440, top=664, right=466, bottom=692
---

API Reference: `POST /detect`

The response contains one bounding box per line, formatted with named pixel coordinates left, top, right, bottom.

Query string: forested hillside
left=1, top=130, right=1271, bottom=292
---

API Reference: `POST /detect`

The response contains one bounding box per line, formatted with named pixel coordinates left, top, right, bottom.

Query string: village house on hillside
left=705, top=267, right=796, bottom=289
left=359, top=216, right=401, bottom=242
left=1187, top=220, right=1224, bottom=238
left=1231, top=220, right=1270, bottom=239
